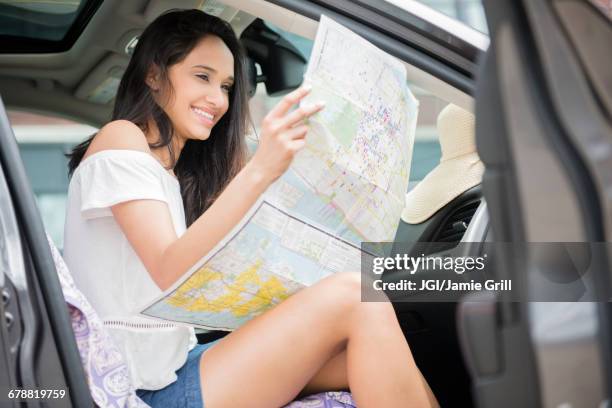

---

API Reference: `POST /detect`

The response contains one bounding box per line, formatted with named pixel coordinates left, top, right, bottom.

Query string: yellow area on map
left=165, top=261, right=292, bottom=318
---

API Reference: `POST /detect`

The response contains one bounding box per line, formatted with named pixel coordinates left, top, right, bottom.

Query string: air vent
left=433, top=200, right=481, bottom=248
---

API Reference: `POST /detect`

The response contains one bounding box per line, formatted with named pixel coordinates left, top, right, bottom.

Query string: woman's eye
left=221, top=84, right=232, bottom=93
left=196, top=74, right=209, bottom=81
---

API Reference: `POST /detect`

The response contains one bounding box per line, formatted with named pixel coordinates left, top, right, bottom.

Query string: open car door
left=0, top=98, right=92, bottom=407
left=461, top=0, right=612, bottom=407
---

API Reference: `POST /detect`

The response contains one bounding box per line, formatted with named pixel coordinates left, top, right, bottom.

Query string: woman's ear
left=146, top=65, right=161, bottom=92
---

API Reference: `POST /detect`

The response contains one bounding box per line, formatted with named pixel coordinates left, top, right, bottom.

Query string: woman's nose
left=206, top=87, right=226, bottom=107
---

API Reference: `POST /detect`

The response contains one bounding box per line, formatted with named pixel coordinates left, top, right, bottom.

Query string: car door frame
left=464, top=0, right=612, bottom=407
left=0, top=97, right=93, bottom=407
left=268, top=0, right=486, bottom=93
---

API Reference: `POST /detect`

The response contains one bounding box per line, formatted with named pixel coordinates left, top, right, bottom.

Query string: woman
left=64, top=9, right=437, bottom=408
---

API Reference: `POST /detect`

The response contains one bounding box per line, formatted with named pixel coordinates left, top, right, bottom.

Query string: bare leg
left=301, top=348, right=437, bottom=407
left=299, top=350, right=348, bottom=397
left=200, top=272, right=436, bottom=408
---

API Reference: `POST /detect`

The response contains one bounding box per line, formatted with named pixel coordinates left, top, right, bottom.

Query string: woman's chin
left=186, top=130, right=211, bottom=142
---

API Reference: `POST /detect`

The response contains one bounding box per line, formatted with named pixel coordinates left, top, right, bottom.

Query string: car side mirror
left=240, top=19, right=307, bottom=97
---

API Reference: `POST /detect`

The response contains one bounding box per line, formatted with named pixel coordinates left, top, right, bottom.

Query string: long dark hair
left=67, top=9, right=249, bottom=226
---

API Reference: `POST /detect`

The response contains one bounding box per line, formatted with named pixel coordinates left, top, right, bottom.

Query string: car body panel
left=463, top=0, right=612, bottom=407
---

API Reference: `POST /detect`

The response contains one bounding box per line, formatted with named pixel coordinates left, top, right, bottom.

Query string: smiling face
left=149, top=35, right=235, bottom=144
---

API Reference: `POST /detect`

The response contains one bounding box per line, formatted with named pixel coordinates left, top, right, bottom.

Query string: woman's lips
left=191, top=106, right=215, bottom=127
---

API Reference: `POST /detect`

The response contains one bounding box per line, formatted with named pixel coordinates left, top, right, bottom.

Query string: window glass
left=407, top=85, right=445, bottom=182
left=9, top=110, right=96, bottom=249
left=407, top=0, right=488, bottom=33
left=0, top=0, right=83, bottom=40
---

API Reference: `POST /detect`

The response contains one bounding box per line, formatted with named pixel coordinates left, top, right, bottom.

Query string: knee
left=320, top=273, right=397, bottom=327
left=317, top=272, right=362, bottom=312
left=332, top=273, right=396, bottom=318
left=323, top=272, right=361, bottom=296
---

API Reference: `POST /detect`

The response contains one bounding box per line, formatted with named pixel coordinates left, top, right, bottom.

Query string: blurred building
left=419, top=0, right=488, bottom=33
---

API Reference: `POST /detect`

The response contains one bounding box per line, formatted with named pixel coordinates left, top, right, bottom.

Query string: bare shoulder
left=83, top=120, right=150, bottom=160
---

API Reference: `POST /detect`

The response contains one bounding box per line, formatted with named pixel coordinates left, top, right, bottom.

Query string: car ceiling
left=0, top=0, right=472, bottom=127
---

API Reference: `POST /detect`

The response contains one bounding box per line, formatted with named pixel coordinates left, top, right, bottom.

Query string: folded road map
left=139, top=15, right=419, bottom=330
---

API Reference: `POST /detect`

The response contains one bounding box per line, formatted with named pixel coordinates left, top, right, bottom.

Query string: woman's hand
left=248, top=85, right=325, bottom=184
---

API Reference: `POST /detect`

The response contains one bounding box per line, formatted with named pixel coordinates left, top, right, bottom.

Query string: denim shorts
left=136, top=340, right=219, bottom=408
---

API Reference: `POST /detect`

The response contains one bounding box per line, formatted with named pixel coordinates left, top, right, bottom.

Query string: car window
left=0, top=0, right=82, bottom=40
left=0, top=0, right=102, bottom=53
left=9, top=110, right=97, bottom=249
left=248, top=24, right=446, bottom=183
left=394, top=0, right=488, bottom=33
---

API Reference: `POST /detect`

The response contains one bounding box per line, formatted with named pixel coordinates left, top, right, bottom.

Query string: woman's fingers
left=286, top=126, right=307, bottom=155
left=279, top=101, right=325, bottom=130
left=288, top=138, right=306, bottom=153
left=267, top=84, right=312, bottom=119
left=250, top=87, right=314, bottom=182
left=283, top=124, right=309, bottom=141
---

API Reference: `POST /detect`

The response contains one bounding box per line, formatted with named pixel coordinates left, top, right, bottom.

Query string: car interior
left=0, top=0, right=494, bottom=406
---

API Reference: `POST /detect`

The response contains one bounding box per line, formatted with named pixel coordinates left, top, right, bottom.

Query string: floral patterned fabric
left=284, top=391, right=356, bottom=407
left=47, top=234, right=149, bottom=408
left=48, top=234, right=357, bottom=407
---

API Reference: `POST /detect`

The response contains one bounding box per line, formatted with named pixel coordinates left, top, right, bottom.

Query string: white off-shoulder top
left=63, top=149, right=197, bottom=391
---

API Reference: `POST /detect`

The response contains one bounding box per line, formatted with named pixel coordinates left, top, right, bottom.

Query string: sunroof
left=0, top=0, right=102, bottom=53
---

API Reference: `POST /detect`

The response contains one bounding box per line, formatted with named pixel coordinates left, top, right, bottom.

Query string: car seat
left=402, top=103, right=484, bottom=225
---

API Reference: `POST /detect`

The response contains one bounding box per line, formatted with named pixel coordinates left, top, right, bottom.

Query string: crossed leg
left=299, top=349, right=348, bottom=397
left=301, top=348, right=437, bottom=405
left=199, top=272, right=437, bottom=408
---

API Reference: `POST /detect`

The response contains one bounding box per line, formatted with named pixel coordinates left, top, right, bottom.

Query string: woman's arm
left=109, top=160, right=268, bottom=291
left=104, top=85, right=323, bottom=291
